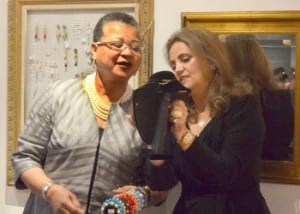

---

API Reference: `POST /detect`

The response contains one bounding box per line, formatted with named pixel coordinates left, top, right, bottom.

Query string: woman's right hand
left=47, top=184, right=84, bottom=214
left=169, top=99, right=189, bottom=142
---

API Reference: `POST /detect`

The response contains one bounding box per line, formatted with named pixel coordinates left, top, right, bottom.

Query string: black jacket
left=149, top=95, right=270, bottom=214
left=260, top=89, right=294, bottom=160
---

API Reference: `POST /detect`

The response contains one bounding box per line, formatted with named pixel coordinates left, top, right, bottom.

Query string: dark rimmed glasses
left=95, top=40, right=143, bottom=55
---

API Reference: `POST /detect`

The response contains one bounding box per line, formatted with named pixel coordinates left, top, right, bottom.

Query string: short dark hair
left=93, top=12, right=140, bottom=42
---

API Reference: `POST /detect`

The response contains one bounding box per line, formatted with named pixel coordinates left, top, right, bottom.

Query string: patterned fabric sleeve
left=12, top=82, right=56, bottom=189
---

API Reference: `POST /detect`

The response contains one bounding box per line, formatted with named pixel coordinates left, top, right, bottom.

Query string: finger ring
left=171, top=110, right=182, bottom=119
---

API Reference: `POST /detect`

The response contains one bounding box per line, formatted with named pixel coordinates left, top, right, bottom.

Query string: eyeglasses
left=95, top=40, right=143, bottom=55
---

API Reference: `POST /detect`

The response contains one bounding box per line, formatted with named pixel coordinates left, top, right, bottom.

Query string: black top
left=260, top=89, right=294, bottom=160
left=148, top=95, right=270, bottom=214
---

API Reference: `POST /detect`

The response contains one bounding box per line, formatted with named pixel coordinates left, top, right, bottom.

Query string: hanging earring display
left=28, top=22, right=99, bottom=101
left=43, top=25, right=47, bottom=41
left=48, top=47, right=58, bottom=81
left=82, top=23, right=93, bottom=69
left=74, top=48, right=78, bottom=67
left=62, top=24, right=68, bottom=41
left=56, top=24, right=61, bottom=42
left=28, top=54, right=35, bottom=81
left=64, top=48, right=69, bottom=71
left=82, top=37, right=92, bottom=65
left=85, top=23, right=93, bottom=43
left=64, top=41, right=70, bottom=72
left=73, top=24, right=82, bottom=40
left=34, top=24, right=39, bottom=41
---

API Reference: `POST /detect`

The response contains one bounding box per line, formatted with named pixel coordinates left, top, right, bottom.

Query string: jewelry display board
left=7, top=0, right=153, bottom=186
left=26, top=11, right=102, bottom=111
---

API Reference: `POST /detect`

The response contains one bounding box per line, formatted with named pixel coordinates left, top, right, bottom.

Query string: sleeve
left=183, top=95, right=265, bottom=189
left=147, top=159, right=178, bottom=191
left=261, top=89, right=294, bottom=160
left=11, top=84, right=55, bottom=189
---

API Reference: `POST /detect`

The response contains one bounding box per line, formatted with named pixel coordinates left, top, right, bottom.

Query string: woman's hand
left=113, top=185, right=168, bottom=207
left=112, top=185, right=136, bottom=197
left=169, top=99, right=189, bottom=141
left=47, top=184, right=84, bottom=214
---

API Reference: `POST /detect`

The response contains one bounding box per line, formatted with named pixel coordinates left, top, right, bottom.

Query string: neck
left=192, top=98, right=207, bottom=114
left=95, top=72, right=127, bottom=103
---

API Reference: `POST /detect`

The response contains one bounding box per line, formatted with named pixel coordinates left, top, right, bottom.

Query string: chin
left=116, top=71, right=133, bottom=80
left=181, top=81, right=191, bottom=89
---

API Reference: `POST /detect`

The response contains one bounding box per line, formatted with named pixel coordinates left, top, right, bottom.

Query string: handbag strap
left=86, top=128, right=103, bottom=214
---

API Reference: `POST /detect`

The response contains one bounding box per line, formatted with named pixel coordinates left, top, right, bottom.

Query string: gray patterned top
left=12, top=75, right=145, bottom=214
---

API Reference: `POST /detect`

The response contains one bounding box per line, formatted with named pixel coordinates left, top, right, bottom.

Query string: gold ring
left=171, top=110, right=182, bottom=119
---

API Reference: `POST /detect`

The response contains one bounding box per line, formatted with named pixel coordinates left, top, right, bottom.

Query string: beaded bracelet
left=142, top=185, right=151, bottom=204
left=101, top=197, right=126, bottom=214
left=129, top=189, right=145, bottom=211
left=100, top=187, right=149, bottom=214
left=119, top=193, right=137, bottom=214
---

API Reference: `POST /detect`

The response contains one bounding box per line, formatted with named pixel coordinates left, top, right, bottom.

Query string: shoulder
left=50, top=78, right=82, bottom=93
left=29, top=78, right=81, bottom=108
left=223, top=94, right=263, bottom=128
left=221, top=95, right=265, bottom=138
left=228, top=94, right=259, bottom=115
left=40, top=78, right=84, bottom=107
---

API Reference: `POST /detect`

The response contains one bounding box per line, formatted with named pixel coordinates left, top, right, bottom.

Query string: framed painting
left=182, top=11, right=300, bottom=184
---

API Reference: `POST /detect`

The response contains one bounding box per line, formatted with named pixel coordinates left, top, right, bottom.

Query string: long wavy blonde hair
left=223, top=34, right=280, bottom=100
left=165, top=28, right=251, bottom=117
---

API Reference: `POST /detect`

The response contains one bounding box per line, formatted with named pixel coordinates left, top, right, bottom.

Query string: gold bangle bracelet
left=178, top=130, right=196, bottom=150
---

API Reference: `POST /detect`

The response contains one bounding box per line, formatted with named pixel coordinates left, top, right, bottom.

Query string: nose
left=120, top=45, right=133, bottom=55
left=174, top=63, right=184, bottom=76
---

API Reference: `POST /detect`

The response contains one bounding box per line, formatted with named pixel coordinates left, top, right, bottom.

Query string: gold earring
left=74, top=48, right=78, bottom=67
left=34, top=25, right=39, bottom=40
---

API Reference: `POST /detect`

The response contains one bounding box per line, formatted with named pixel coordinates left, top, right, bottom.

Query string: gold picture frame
left=182, top=11, right=300, bottom=184
left=7, top=0, right=153, bottom=186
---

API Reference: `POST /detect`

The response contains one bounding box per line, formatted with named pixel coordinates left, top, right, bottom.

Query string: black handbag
left=133, top=70, right=190, bottom=159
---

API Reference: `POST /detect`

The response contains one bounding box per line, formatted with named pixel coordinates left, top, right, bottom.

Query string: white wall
left=2, top=0, right=300, bottom=213
left=0, top=0, right=25, bottom=212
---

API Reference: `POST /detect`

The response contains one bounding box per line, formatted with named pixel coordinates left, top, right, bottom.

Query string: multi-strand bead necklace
left=83, top=72, right=111, bottom=121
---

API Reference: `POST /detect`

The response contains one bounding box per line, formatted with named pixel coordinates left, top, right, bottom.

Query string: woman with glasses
left=12, top=12, right=165, bottom=214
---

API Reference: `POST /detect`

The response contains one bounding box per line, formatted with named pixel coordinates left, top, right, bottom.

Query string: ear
left=91, top=43, right=98, bottom=53
left=90, top=44, right=97, bottom=61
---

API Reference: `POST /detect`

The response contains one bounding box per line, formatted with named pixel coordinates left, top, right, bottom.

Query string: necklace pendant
left=197, top=121, right=206, bottom=128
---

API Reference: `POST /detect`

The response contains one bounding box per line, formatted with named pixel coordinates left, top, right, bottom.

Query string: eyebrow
left=102, top=36, right=141, bottom=42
